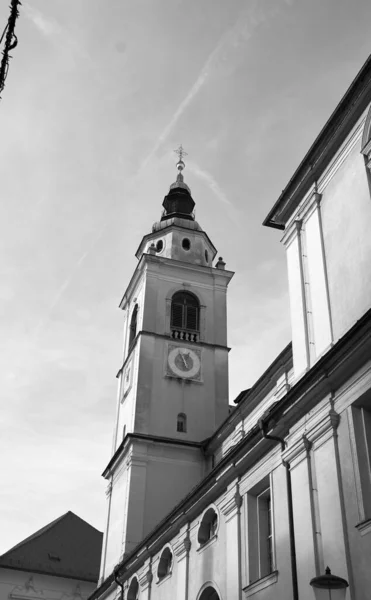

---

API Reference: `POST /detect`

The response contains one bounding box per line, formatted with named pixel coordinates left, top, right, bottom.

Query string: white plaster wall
left=134, top=335, right=228, bottom=439
left=321, top=138, right=371, bottom=341
left=103, top=468, right=128, bottom=577
left=290, top=459, right=316, bottom=600
left=314, top=438, right=347, bottom=577
left=286, top=235, right=308, bottom=377
left=0, top=569, right=96, bottom=600
left=304, top=208, right=332, bottom=357
left=141, top=445, right=204, bottom=540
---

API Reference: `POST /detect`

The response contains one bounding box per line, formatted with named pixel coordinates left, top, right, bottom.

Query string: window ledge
left=197, top=534, right=218, bottom=554
left=243, top=571, right=278, bottom=597
left=356, top=518, right=371, bottom=536
left=156, top=572, right=172, bottom=586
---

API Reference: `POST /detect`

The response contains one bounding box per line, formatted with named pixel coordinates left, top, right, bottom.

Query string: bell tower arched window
left=129, top=304, right=138, bottom=349
left=171, top=292, right=199, bottom=338
left=177, top=413, right=187, bottom=433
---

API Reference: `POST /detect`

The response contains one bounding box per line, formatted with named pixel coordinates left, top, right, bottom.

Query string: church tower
left=99, top=148, right=234, bottom=580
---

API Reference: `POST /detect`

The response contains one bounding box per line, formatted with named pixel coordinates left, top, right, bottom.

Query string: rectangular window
left=246, top=475, right=275, bottom=583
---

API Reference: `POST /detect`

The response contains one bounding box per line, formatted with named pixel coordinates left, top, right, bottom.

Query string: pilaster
left=220, top=483, right=243, bottom=600
left=138, top=559, right=153, bottom=600
left=174, top=527, right=191, bottom=600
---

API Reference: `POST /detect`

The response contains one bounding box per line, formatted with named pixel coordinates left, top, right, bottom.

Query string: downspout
left=114, top=570, right=124, bottom=600
left=184, top=524, right=191, bottom=600
left=258, top=419, right=299, bottom=600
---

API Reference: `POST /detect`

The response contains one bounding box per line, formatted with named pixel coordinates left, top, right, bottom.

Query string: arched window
left=171, top=291, right=199, bottom=332
left=198, top=507, right=218, bottom=545
left=198, top=586, right=221, bottom=600
left=128, top=304, right=138, bottom=348
left=127, top=577, right=139, bottom=600
left=177, top=413, right=187, bottom=433
left=157, top=546, right=173, bottom=580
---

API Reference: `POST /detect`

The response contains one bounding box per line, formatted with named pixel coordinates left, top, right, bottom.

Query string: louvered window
left=171, top=292, right=199, bottom=331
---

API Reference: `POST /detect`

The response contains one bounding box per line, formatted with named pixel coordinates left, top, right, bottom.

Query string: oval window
left=156, top=239, right=164, bottom=252
left=182, top=238, right=191, bottom=251
left=205, top=249, right=209, bottom=263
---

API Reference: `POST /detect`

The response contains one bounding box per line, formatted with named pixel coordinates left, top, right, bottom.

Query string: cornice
left=116, top=330, right=230, bottom=376
left=102, top=433, right=203, bottom=478
left=263, top=54, right=371, bottom=229
left=281, top=191, right=322, bottom=247
left=135, top=224, right=218, bottom=260
left=318, top=116, right=365, bottom=193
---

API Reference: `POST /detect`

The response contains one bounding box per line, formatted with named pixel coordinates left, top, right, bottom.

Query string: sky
left=0, top=0, right=370, bottom=554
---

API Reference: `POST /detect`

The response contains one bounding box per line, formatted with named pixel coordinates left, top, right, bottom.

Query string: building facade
left=0, top=512, right=103, bottom=600
left=92, top=55, right=371, bottom=600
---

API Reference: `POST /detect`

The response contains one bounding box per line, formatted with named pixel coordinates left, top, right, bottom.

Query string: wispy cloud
left=187, top=159, right=234, bottom=207
left=30, top=0, right=291, bottom=332
left=139, top=0, right=288, bottom=172
left=23, top=3, right=61, bottom=37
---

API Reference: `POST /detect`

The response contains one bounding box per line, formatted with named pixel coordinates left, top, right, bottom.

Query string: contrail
left=33, top=0, right=291, bottom=332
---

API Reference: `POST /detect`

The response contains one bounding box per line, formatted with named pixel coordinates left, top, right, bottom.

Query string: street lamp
left=310, top=566, right=349, bottom=600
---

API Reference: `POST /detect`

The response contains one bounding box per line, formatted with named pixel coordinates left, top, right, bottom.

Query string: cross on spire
left=174, top=144, right=188, bottom=163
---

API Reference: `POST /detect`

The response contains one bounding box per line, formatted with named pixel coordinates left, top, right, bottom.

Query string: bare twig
left=0, top=0, right=21, bottom=100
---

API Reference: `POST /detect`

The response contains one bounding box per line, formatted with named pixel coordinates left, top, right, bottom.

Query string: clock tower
left=99, top=149, right=234, bottom=580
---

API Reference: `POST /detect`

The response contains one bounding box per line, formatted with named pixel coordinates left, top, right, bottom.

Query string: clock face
left=167, top=346, right=201, bottom=380
left=122, top=360, right=133, bottom=400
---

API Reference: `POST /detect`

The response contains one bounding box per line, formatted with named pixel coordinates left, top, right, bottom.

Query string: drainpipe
left=114, top=570, right=124, bottom=600
left=258, top=419, right=299, bottom=600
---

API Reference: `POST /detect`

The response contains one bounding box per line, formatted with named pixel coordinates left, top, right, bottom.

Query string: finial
left=174, top=144, right=188, bottom=181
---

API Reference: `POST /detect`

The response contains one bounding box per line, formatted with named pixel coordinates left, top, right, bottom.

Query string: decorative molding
left=174, top=534, right=191, bottom=561
left=139, top=566, right=153, bottom=591
left=305, top=407, right=341, bottom=449
left=9, top=577, right=45, bottom=600
left=60, top=585, right=85, bottom=600
left=282, top=434, right=309, bottom=469
left=220, top=488, right=242, bottom=520
left=243, top=570, right=278, bottom=598
left=318, top=114, right=366, bottom=192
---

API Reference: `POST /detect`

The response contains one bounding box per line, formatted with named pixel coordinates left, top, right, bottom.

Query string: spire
left=174, top=144, right=187, bottom=185
left=162, top=144, right=195, bottom=221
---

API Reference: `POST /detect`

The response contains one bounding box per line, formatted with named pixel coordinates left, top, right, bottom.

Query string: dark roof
left=263, top=53, right=371, bottom=229
left=0, top=511, right=103, bottom=582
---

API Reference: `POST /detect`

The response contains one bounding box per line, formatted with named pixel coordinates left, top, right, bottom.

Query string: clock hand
left=179, top=351, right=188, bottom=368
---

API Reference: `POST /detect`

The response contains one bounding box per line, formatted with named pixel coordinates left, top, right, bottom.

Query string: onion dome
left=162, top=145, right=195, bottom=221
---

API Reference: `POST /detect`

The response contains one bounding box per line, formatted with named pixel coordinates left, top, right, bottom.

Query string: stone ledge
left=243, top=571, right=278, bottom=597
left=356, top=518, right=371, bottom=537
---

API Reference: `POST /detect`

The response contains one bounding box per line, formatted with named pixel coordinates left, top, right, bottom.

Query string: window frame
left=157, top=545, right=173, bottom=582
left=197, top=506, right=219, bottom=547
left=177, top=413, right=187, bottom=433
left=128, top=304, right=139, bottom=350
left=348, top=392, right=371, bottom=525
left=245, top=474, right=275, bottom=584
left=171, top=291, right=200, bottom=333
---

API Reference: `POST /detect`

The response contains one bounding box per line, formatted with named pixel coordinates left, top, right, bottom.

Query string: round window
left=156, top=239, right=164, bottom=253
left=205, top=249, right=209, bottom=263
left=182, top=238, right=191, bottom=251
